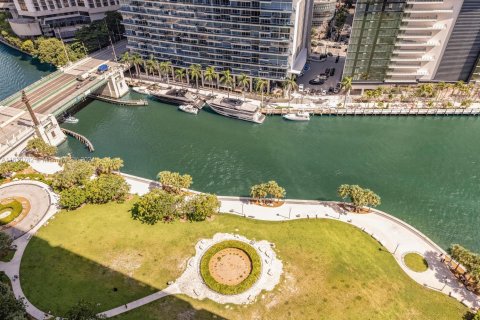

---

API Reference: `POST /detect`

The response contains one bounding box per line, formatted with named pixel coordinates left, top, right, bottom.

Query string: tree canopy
left=85, top=174, right=129, bottom=204
left=0, top=282, right=27, bottom=320
left=0, top=161, right=29, bottom=178
left=131, top=189, right=183, bottom=224
left=74, top=11, right=124, bottom=53
left=0, top=232, right=12, bottom=255
left=59, top=187, right=87, bottom=210
left=157, top=171, right=192, bottom=194
left=337, top=184, right=381, bottom=212
left=25, top=137, right=57, bottom=158
left=184, top=193, right=220, bottom=221
left=52, top=159, right=94, bottom=191
left=90, top=157, right=124, bottom=175
left=250, top=181, right=286, bottom=204
left=449, top=244, right=480, bottom=292
left=64, top=300, right=105, bottom=320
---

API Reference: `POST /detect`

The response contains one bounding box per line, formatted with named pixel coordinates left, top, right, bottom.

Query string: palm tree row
left=120, top=52, right=297, bottom=105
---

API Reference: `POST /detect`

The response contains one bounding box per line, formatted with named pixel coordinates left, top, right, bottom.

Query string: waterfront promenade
left=1, top=161, right=477, bottom=320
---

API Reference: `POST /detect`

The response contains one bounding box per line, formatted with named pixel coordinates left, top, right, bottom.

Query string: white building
left=8, top=0, right=119, bottom=39
left=311, top=0, right=336, bottom=27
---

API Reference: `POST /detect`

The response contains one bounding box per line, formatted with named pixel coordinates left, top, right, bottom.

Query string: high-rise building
left=8, top=0, right=119, bottom=39
left=311, top=0, right=336, bottom=28
left=343, top=0, right=480, bottom=87
left=120, top=0, right=313, bottom=87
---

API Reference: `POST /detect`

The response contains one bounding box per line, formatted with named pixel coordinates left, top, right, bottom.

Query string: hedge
left=0, top=200, right=23, bottom=225
left=200, top=240, right=262, bottom=295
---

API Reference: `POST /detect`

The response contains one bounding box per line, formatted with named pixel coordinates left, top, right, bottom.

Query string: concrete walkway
left=0, top=181, right=59, bottom=320
left=1, top=173, right=478, bottom=319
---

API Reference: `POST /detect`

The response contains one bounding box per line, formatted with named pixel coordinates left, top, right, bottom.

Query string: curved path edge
left=1, top=172, right=479, bottom=320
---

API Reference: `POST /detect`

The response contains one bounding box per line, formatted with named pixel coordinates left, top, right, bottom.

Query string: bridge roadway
left=3, top=41, right=127, bottom=116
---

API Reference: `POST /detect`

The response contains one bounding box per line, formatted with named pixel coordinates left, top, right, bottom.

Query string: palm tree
left=220, top=70, right=234, bottom=98
left=282, top=75, right=298, bottom=107
left=188, top=64, right=202, bottom=88
left=237, top=73, right=250, bottom=101
left=145, top=54, right=156, bottom=79
left=203, top=66, right=217, bottom=95
left=120, top=52, right=132, bottom=78
left=339, top=76, right=352, bottom=108
left=131, top=53, right=142, bottom=78
left=255, top=78, right=268, bottom=107
left=160, top=61, right=172, bottom=83
left=175, top=68, right=186, bottom=86
left=453, top=81, right=466, bottom=106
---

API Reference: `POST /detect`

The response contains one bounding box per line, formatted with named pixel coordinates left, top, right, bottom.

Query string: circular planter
left=403, top=252, right=429, bottom=273
left=200, top=240, right=262, bottom=295
left=0, top=199, right=23, bottom=225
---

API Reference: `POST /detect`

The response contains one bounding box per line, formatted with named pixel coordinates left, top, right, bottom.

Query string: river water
left=1, top=42, right=478, bottom=251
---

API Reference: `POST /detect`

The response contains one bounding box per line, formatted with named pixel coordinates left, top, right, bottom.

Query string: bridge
left=0, top=41, right=128, bottom=158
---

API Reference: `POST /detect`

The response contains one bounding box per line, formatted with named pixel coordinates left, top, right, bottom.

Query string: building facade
left=120, top=0, right=313, bottom=85
left=311, top=0, right=336, bottom=27
left=343, top=0, right=480, bottom=87
left=8, top=0, right=119, bottom=39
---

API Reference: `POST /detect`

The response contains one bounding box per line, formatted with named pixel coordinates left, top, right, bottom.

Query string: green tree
left=255, top=78, right=268, bottom=107
left=0, top=161, right=29, bottom=178
left=25, top=137, right=57, bottom=158
left=35, top=37, right=72, bottom=66
left=157, top=171, right=192, bottom=194
left=86, top=174, right=129, bottom=204
left=120, top=52, right=132, bottom=78
left=159, top=61, right=172, bottom=83
left=220, top=70, right=234, bottom=97
left=473, top=310, right=480, bottom=320
left=20, top=39, right=35, bottom=55
left=64, top=300, right=105, bottom=320
left=237, top=73, right=251, bottom=101
left=189, top=64, right=202, bottom=88
left=131, top=53, right=142, bottom=77
left=91, top=157, right=124, bottom=175
left=131, top=188, right=183, bottom=224
left=52, top=159, right=94, bottom=190
left=283, top=76, right=298, bottom=107
left=250, top=183, right=268, bottom=204
left=265, top=180, right=286, bottom=202
left=340, top=76, right=352, bottom=108
left=0, top=282, right=27, bottom=320
left=0, top=232, right=12, bottom=256
left=59, top=187, right=87, bottom=210
left=175, top=68, right=186, bottom=86
left=144, top=54, right=156, bottom=78
left=337, top=184, right=381, bottom=212
left=204, top=66, right=218, bottom=94
left=184, top=193, right=220, bottom=221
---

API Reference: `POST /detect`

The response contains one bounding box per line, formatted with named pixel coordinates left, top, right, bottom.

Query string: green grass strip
left=0, top=199, right=23, bottom=225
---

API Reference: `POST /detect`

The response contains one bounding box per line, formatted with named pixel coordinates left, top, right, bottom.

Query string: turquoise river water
left=1, top=43, right=479, bottom=251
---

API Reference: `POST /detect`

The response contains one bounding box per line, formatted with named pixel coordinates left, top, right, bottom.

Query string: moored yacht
left=178, top=104, right=198, bottom=115
left=132, top=86, right=150, bottom=95
left=283, top=111, right=310, bottom=121
left=207, top=98, right=265, bottom=124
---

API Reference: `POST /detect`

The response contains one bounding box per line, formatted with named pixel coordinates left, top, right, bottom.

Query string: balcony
left=395, top=40, right=439, bottom=47
left=399, top=23, right=446, bottom=31
left=390, top=55, right=434, bottom=62
left=404, top=8, right=453, bottom=14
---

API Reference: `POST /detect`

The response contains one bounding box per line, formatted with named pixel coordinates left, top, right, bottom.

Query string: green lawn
left=20, top=199, right=468, bottom=319
left=404, top=253, right=429, bottom=273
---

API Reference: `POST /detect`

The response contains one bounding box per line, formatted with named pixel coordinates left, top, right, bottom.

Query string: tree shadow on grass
left=14, top=230, right=226, bottom=319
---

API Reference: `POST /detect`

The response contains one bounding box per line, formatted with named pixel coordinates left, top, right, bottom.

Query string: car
left=318, top=75, right=327, bottom=80
left=327, top=52, right=333, bottom=56
left=321, top=89, right=327, bottom=95
left=330, top=68, right=335, bottom=76
left=75, top=83, right=83, bottom=89
left=302, top=63, right=310, bottom=72
left=335, top=56, right=340, bottom=63
left=309, top=79, right=325, bottom=85
left=333, top=88, right=339, bottom=94
left=335, top=82, right=342, bottom=90
left=325, top=68, right=330, bottom=75
left=299, top=84, right=304, bottom=92
left=89, top=76, right=96, bottom=81
left=328, top=86, right=335, bottom=93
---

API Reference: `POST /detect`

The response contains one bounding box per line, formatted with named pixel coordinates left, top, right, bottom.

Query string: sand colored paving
left=209, top=248, right=252, bottom=285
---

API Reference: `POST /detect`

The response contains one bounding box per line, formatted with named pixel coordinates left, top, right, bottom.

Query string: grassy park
left=20, top=199, right=468, bottom=319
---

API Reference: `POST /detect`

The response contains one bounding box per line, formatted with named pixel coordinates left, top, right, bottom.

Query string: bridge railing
left=0, top=70, right=63, bottom=107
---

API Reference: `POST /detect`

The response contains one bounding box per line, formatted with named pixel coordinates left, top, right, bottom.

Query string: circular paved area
left=209, top=248, right=252, bottom=285
left=0, top=183, right=51, bottom=239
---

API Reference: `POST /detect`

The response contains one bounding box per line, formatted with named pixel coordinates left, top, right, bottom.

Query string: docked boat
left=151, top=88, right=203, bottom=106
left=178, top=104, right=198, bottom=115
left=63, top=115, right=79, bottom=124
left=132, top=86, right=150, bottom=95
left=207, top=98, right=265, bottom=124
left=283, top=111, right=310, bottom=121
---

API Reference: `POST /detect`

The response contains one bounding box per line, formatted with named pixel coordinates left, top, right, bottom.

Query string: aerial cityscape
left=0, top=0, right=480, bottom=319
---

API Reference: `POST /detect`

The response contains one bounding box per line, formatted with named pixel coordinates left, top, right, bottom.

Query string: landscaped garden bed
left=0, top=199, right=23, bottom=225
left=404, top=253, right=429, bottom=272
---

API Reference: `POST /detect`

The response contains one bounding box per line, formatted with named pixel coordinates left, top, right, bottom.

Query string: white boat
left=132, top=86, right=150, bottom=95
left=207, top=98, right=265, bottom=124
left=63, top=115, right=79, bottom=124
left=283, top=111, right=310, bottom=121
left=178, top=104, right=198, bottom=115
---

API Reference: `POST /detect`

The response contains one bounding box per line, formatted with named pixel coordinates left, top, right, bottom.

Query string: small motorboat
left=178, top=104, right=198, bottom=115
left=63, top=115, right=79, bottom=124
left=282, top=111, right=310, bottom=121
left=132, top=86, right=150, bottom=95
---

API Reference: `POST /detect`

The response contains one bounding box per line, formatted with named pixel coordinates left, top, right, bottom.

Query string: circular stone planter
left=403, top=252, right=429, bottom=273
left=200, top=240, right=261, bottom=295
left=175, top=233, right=283, bottom=304
left=0, top=199, right=23, bottom=225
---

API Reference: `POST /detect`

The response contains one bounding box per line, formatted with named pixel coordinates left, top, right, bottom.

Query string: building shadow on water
left=6, top=224, right=226, bottom=320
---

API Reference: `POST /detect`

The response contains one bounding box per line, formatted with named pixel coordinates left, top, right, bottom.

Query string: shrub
left=184, top=193, right=220, bottom=221
left=131, top=189, right=184, bottom=224
left=0, top=282, right=27, bottom=319
left=157, top=171, right=192, bottom=194
left=25, top=137, right=56, bottom=158
left=86, top=174, right=129, bottom=204
left=90, top=157, right=124, bottom=175
left=64, top=299, right=105, bottom=320
left=52, top=160, right=93, bottom=191
left=13, top=173, right=49, bottom=185
left=0, top=200, right=23, bottom=225
left=60, top=187, right=87, bottom=210
left=200, top=240, right=261, bottom=295
left=0, top=161, right=29, bottom=178
left=0, top=232, right=13, bottom=255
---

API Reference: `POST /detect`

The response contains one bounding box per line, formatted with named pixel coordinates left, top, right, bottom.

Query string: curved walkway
left=0, top=181, right=59, bottom=320
left=1, top=174, right=479, bottom=320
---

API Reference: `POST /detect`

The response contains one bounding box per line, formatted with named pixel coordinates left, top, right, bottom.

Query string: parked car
left=335, top=55, right=340, bottom=63
left=89, top=76, right=96, bottom=81
left=299, top=84, right=304, bottom=92
left=328, top=87, right=335, bottom=93
left=309, top=78, right=325, bottom=85
left=97, top=64, right=109, bottom=74
left=330, top=68, right=335, bottom=76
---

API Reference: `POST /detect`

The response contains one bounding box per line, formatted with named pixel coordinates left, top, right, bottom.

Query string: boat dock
left=61, top=128, right=95, bottom=152
left=262, top=107, right=480, bottom=116
left=89, top=94, right=148, bottom=106
left=150, top=88, right=206, bottom=109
